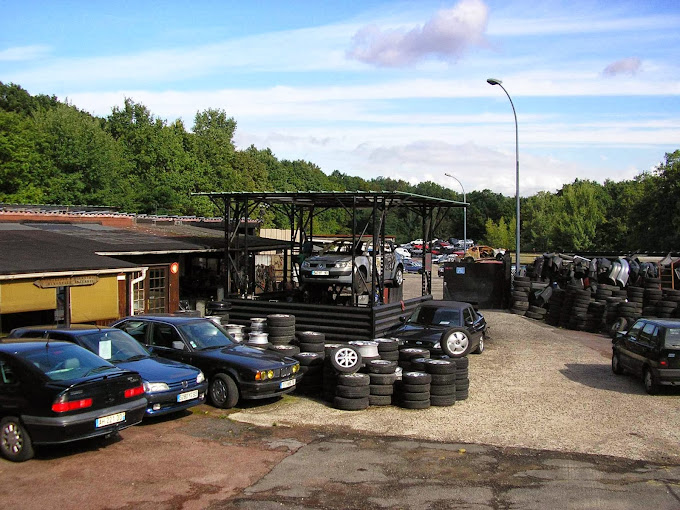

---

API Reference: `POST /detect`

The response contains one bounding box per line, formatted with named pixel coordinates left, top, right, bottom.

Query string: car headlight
left=255, top=369, right=275, bottom=380
left=292, top=363, right=299, bottom=374
left=143, top=381, right=170, bottom=393
left=433, top=342, right=441, bottom=349
left=196, top=371, right=205, bottom=384
left=336, top=261, right=351, bottom=269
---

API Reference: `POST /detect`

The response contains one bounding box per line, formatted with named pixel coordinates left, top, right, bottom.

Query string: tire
left=369, top=384, right=394, bottom=396
left=0, top=417, right=34, bottom=462
left=368, top=394, right=392, bottom=406
left=333, top=396, right=369, bottom=411
left=611, top=353, right=624, bottom=375
left=297, top=331, right=325, bottom=344
left=209, top=373, right=239, bottom=409
left=430, top=373, right=456, bottom=385
left=440, top=328, right=472, bottom=358
left=369, top=372, right=397, bottom=385
left=400, top=391, right=430, bottom=401
left=335, top=384, right=371, bottom=398
left=367, top=359, right=398, bottom=374
left=430, top=384, right=456, bottom=396
left=430, top=394, right=456, bottom=406
left=268, top=344, right=300, bottom=357
left=472, top=335, right=484, bottom=354
left=337, top=373, right=370, bottom=387
left=267, top=314, right=295, bottom=327
left=421, top=359, right=456, bottom=375
left=389, top=267, right=404, bottom=288
left=329, top=346, right=362, bottom=373
left=609, top=317, right=629, bottom=339
left=402, top=371, right=432, bottom=385
left=398, top=383, right=432, bottom=393
left=400, top=399, right=431, bottom=409
left=643, top=367, right=659, bottom=395
left=299, top=342, right=325, bottom=353
left=454, top=356, right=469, bottom=369
left=455, top=389, right=469, bottom=401
left=268, top=325, right=296, bottom=337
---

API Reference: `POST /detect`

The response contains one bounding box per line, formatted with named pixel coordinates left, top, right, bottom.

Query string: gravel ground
left=233, top=310, right=680, bottom=463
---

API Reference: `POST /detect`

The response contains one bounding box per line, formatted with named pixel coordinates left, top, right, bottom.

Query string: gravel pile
left=232, top=310, right=680, bottom=463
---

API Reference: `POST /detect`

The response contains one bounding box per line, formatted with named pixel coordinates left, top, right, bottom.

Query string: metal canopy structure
left=192, top=190, right=467, bottom=304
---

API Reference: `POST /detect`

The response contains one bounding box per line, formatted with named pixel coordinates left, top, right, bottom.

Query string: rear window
left=409, top=307, right=461, bottom=327
left=665, top=328, right=680, bottom=349
left=17, top=343, right=118, bottom=381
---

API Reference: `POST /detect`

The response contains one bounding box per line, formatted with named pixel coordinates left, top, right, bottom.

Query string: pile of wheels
left=510, top=276, right=531, bottom=315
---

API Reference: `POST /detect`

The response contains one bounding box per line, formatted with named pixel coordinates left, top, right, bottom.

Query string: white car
left=395, top=247, right=411, bottom=259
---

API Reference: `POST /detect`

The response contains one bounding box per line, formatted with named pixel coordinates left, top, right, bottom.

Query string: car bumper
left=300, top=270, right=353, bottom=285
left=658, top=368, right=680, bottom=385
left=22, top=398, right=148, bottom=445
left=239, top=375, right=300, bottom=400
left=144, top=382, right=208, bottom=417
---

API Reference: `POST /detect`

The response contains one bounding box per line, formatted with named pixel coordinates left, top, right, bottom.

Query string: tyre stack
left=510, top=276, right=531, bottom=315
left=395, top=371, right=431, bottom=409
left=398, top=347, right=430, bottom=372
left=454, top=356, right=470, bottom=401
left=365, top=359, right=398, bottom=407
left=421, top=358, right=457, bottom=407
left=525, top=305, right=547, bottom=321
left=333, top=373, right=370, bottom=411
left=373, top=338, right=400, bottom=362
left=604, top=291, right=627, bottom=330
left=567, top=288, right=592, bottom=331
left=545, top=288, right=566, bottom=326
left=267, top=314, right=296, bottom=346
left=293, top=351, right=324, bottom=395
left=557, top=286, right=577, bottom=328
left=616, top=297, right=643, bottom=325
left=321, top=344, right=342, bottom=402
left=297, top=331, right=326, bottom=356
left=584, top=301, right=606, bottom=333
left=643, top=284, right=663, bottom=316
left=655, top=289, right=679, bottom=318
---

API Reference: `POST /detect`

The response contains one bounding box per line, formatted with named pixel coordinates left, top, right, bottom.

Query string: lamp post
left=444, top=173, right=466, bottom=251
left=487, top=78, right=520, bottom=276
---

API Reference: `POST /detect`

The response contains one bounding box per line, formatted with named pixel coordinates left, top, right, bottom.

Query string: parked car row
left=1, top=316, right=301, bottom=462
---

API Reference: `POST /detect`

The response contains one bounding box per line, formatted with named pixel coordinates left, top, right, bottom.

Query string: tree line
left=1, top=82, right=678, bottom=253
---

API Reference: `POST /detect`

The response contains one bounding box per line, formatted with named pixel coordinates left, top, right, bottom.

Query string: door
left=622, top=320, right=647, bottom=376
left=149, top=323, right=192, bottom=365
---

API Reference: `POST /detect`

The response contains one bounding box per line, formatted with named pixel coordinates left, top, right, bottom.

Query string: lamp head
left=487, top=78, right=502, bottom=85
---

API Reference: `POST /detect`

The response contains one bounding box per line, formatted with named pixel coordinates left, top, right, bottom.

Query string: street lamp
left=444, top=173, right=466, bottom=251
left=487, top=78, right=520, bottom=276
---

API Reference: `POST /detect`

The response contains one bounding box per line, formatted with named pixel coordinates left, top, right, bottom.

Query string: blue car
left=8, top=326, right=207, bottom=418
left=403, top=259, right=424, bottom=273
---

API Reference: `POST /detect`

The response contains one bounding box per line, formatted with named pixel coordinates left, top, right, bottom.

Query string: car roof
left=635, top=318, right=680, bottom=328
left=10, top=325, right=117, bottom=336
left=118, top=315, right=208, bottom=325
left=419, top=300, right=472, bottom=310
left=0, top=340, right=73, bottom=353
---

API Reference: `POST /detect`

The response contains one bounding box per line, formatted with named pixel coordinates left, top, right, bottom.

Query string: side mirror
left=172, top=341, right=186, bottom=350
left=399, top=315, right=407, bottom=323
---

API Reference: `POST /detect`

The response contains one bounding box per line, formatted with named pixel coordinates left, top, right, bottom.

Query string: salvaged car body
left=299, top=239, right=404, bottom=292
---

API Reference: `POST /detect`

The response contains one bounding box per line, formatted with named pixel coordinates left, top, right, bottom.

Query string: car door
left=463, top=307, right=483, bottom=342
left=148, top=322, right=194, bottom=365
left=621, top=320, right=647, bottom=376
left=638, top=323, right=660, bottom=369
left=0, top=356, right=28, bottom=415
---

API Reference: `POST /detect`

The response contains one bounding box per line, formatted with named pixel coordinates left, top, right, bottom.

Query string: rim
left=1, top=422, right=23, bottom=455
left=211, top=379, right=227, bottom=404
left=395, top=270, right=403, bottom=286
left=334, top=348, right=359, bottom=368
left=478, top=337, right=484, bottom=352
left=644, top=370, right=653, bottom=390
left=445, top=331, right=469, bottom=355
left=612, top=355, right=619, bottom=371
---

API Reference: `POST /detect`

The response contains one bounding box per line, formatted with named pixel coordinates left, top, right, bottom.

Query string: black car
left=390, top=300, right=487, bottom=357
left=0, top=340, right=147, bottom=462
left=8, top=326, right=208, bottom=418
left=111, top=316, right=300, bottom=409
left=612, top=317, right=680, bottom=394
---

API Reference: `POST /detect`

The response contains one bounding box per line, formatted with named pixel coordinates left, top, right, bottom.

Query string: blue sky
left=1, top=0, right=679, bottom=196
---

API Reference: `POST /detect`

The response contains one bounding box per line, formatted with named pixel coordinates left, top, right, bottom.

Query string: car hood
left=306, top=254, right=353, bottom=263
left=196, top=344, right=296, bottom=369
left=392, top=324, right=446, bottom=344
left=116, top=356, right=199, bottom=383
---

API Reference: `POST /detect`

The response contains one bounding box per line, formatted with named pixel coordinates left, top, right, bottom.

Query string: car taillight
left=52, top=396, right=93, bottom=413
left=125, top=385, right=144, bottom=398
left=660, top=358, right=668, bottom=367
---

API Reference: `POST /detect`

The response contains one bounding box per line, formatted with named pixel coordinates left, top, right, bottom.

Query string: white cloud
left=602, top=57, right=642, bottom=77
left=347, top=0, right=489, bottom=67
left=0, top=45, right=51, bottom=61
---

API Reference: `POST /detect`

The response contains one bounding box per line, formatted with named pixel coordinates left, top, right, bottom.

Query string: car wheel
left=0, top=416, right=34, bottom=462
left=330, top=346, right=362, bottom=373
left=472, top=335, right=484, bottom=354
left=391, top=267, right=404, bottom=288
left=209, top=373, right=239, bottom=409
left=611, top=353, right=624, bottom=375
left=440, top=327, right=472, bottom=358
left=643, top=367, right=659, bottom=395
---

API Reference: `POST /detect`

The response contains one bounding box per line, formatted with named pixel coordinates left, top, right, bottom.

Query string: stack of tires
left=421, top=358, right=457, bottom=407
left=373, top=338, right=400, bottom=361
left=454, top=356, right=470, bottom=401
left=395, top=371, right=431, bottom=409
left=267, top=314, right=296, bottom=345
left=510, top=276, right=531, bottom=315
left=615, top=297, right=643, bottom=326
left=661, top=288, right=680, bottom=318
left=398, top=347, right=430, bottom=371
left=525, top=305, right=547, bottom=321
left=334, top=373, right=370, bottom=411
left=365, top=359, right=398, bottom=406
left=567, top=288, right=592, bottom=331
left=294, top=331, right=328, bottom=394
left=584, top=301, right=606, bottom=332
left=545, top=288, right=566, bottom=326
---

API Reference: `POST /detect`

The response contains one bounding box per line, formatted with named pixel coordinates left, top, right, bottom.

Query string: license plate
left=311, top=270, right=329, bottom=276
left=280, top=379, right=296, bottom=389
left=177, top=389, right=199, bottom=402
left=96, top=412, right=125, bottom=428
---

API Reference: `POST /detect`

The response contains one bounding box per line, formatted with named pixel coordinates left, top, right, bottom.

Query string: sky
left=1, top=0, right=679, bottom=197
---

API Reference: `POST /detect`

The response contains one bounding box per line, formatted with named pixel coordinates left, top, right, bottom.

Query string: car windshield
left=178, top=320, right=236, bottom=350
left=322, top=241, right=362, bottom=255
left=79, top=330, right=150, bottom=363
left=665, top=328, right=680, bottom=349
left=408, top=307, right=461, bottom=327
left=18, top=343, right=118, bottom=382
